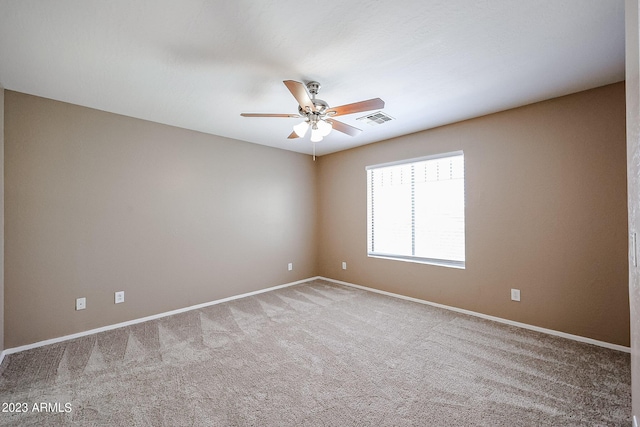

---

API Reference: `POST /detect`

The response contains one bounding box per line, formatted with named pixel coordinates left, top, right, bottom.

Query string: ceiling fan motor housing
left=299, top=99, right=329, bottom=117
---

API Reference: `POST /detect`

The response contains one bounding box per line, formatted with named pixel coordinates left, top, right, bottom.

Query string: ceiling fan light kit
left=315, top=119, right=332, bottom=136
left=241, top=80, right=385, bottom=153
left=293, top=120, right=309, bottom=138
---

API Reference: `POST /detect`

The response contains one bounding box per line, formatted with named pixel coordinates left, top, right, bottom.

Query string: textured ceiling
left=0, top=0, right=625, bottom=156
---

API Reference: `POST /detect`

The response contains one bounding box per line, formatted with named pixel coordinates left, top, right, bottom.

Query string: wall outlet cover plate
left=115, top=291, right=125, bottom=304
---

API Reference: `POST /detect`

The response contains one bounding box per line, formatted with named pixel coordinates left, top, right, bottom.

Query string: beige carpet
left=0, top=279, right=630, bottom=426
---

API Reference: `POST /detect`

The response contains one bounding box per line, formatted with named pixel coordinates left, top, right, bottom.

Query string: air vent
left=356, top=111, right=394, bottom=126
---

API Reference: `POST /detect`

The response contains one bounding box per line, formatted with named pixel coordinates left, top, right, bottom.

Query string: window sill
left=367, top=253, right=465, bottom=269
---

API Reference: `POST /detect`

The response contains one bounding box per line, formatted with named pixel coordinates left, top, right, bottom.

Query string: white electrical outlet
left=76, top=297, right=86, bottom=311
left=342, top=262, right=347, bottom=270
left=511, top=289, right=521, bottom=302
left=115, top=291, right=125, bottom=304
left=288, top=263, right=293, bottom=271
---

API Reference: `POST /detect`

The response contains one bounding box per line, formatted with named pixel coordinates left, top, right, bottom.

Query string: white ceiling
left=0, top=0, right=625, bottom=156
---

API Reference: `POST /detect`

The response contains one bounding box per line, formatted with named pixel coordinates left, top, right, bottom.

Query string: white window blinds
left=367, top=152, right=465, bottom=268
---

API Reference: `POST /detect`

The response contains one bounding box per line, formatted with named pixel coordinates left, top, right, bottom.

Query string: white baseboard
left=0, top=275, right=629, bottom=362
left=0, top=277, right=316, bottom=360
left=318, top=276, right=631, bottom=353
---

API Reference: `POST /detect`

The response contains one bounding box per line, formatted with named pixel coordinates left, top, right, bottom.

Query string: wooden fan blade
left=287, top=131, right=299, bottom=139
left=326, top=119, right=362, bottom=137
left=326, top=98, right=385, bottom=117
left=241, top=113, right=300, bottom=118
left=283, top=80, right=316, bottom=112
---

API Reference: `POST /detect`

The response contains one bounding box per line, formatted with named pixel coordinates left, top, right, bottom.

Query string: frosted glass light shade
left=310, top=127, right=323, bottom=142
left=293, top=121, right=309, bottom=137
left=317, top=119, right=332, bottom=136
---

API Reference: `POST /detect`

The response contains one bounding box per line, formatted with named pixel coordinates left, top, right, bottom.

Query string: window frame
left=366, top=151, right=466, bottom=269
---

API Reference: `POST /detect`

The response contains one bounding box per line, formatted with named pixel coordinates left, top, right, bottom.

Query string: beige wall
left=0, top=85, right=4, bottom=352
left=317, top=82, right=629, bottom=346
left=626, top=0, right=640, bottom=420
left=3, top=83, right=629, bottom=350
left=4, top=91, right=318, bottom=348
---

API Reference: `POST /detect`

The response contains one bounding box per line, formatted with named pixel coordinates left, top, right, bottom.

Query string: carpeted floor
left=0, top=279, right=631, bottom=426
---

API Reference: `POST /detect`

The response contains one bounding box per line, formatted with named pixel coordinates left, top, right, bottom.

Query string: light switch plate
left=511, top=289, right=521, bottom=302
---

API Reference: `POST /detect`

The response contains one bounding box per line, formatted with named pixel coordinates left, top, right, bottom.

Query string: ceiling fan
left=240, top=80, right=385, bottom=143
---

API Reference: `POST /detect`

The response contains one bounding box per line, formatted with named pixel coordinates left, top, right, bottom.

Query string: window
left=366, top=152, right=465, bottom=268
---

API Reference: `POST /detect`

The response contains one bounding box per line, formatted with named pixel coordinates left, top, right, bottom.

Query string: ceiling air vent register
left=357, top=111, right=394, bottom=126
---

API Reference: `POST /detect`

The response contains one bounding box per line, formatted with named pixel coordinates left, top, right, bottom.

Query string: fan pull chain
left=313, top=143, right=316, bottom=161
